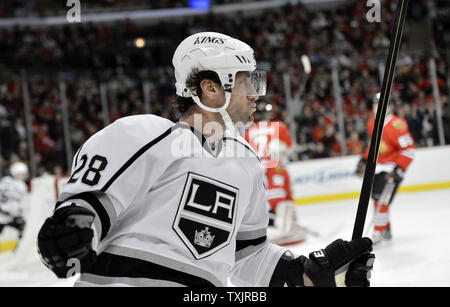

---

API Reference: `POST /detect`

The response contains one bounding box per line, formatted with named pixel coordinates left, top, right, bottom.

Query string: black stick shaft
left=352, top=0, right=409, bottom=240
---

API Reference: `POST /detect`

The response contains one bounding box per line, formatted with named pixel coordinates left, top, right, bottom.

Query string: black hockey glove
left=303, top=237, right=374, bottom=286
left=269, top=238, right=374, bottom=287
left=37, top=205, right=97, bottom=278
left=355, top=158, right=366, bottom=178
left=346, top=253, right=376, bottom=287
left=386, top=166, right=404, bottom=182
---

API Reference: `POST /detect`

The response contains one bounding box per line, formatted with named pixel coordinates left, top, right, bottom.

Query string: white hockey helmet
left=172, top=32, right=266, bottom=131
left=10, top=161, right=29, bottom=180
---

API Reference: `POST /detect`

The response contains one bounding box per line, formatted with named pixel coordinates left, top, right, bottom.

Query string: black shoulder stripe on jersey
left=100, top=125, right=177, bottom=192
left=236, top=236, right=267, bottom=252
left=55, top=192, right=111, bottom=241
left=87, top=252, right=215, bottom=287
left=235, top=236, right=267, bottom=261
left=73, top=145, right=83, bottom=168
left=223, top=137, right=261, bottom=162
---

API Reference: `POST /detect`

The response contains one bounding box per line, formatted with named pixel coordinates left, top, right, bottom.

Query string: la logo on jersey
left=173, top=172, right=238, bottom=259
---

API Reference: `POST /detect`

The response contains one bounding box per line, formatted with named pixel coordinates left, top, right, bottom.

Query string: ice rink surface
left=292, top=188, right=450, bottom=287
left=1, top=189, right=449, bottom=287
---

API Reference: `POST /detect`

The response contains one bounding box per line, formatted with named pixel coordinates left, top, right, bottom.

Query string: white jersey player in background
left=37, top=32, right=374, bottom=287
left=0, top=162, right=29, bottom=251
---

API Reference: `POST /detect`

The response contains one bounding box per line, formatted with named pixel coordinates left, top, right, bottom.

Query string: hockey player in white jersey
left=37, top=32, right=374, bottom=287
left=0, top=162, right=28, bottom=249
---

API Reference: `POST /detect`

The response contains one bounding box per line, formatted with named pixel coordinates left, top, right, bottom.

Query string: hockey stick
left=352, top=0, right=409, bottom=240
left=293, top=55, right=312, bottom=104
left=287, top=54, right=311, bottom=161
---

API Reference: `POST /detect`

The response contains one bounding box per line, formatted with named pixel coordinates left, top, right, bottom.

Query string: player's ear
left=199, top=79, right=221, bottom=98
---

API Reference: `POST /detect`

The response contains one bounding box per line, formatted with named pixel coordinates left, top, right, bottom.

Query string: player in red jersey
left=245, top=120, right=293, bottom=165
left=245, top=113, right=306, bottom=246
left=356, top=94, right=415, bottom=245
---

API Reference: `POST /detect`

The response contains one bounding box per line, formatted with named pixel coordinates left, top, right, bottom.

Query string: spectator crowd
left=0, top=0, right=267, bottom=18
left=0, top=0, right=449, bottom=177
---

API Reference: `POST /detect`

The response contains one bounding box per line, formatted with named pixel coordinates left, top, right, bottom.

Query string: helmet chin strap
left=191, top=91, right=236, bottom=136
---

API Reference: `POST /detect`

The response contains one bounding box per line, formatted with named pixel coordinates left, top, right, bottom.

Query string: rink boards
left=288, top=145, right=450, bottom=205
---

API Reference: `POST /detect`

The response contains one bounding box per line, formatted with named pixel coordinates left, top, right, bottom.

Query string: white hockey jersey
left=56, top=115, right=286, bottom=287
left=0, top=176, right=28, bottom=219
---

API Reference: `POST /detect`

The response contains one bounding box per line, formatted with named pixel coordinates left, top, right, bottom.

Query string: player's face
left=227, top=72, right=259, bottom=124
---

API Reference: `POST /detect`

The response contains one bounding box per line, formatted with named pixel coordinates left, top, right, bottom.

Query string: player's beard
left=246, top=103, right=257, bottom=124
left=246, top=112, right=254, bottom=124
left=245, top=101, right=258, bottom=123
left=233, top=108, right=254, bottom=126
left=227, top=98, right=256, bottom=126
